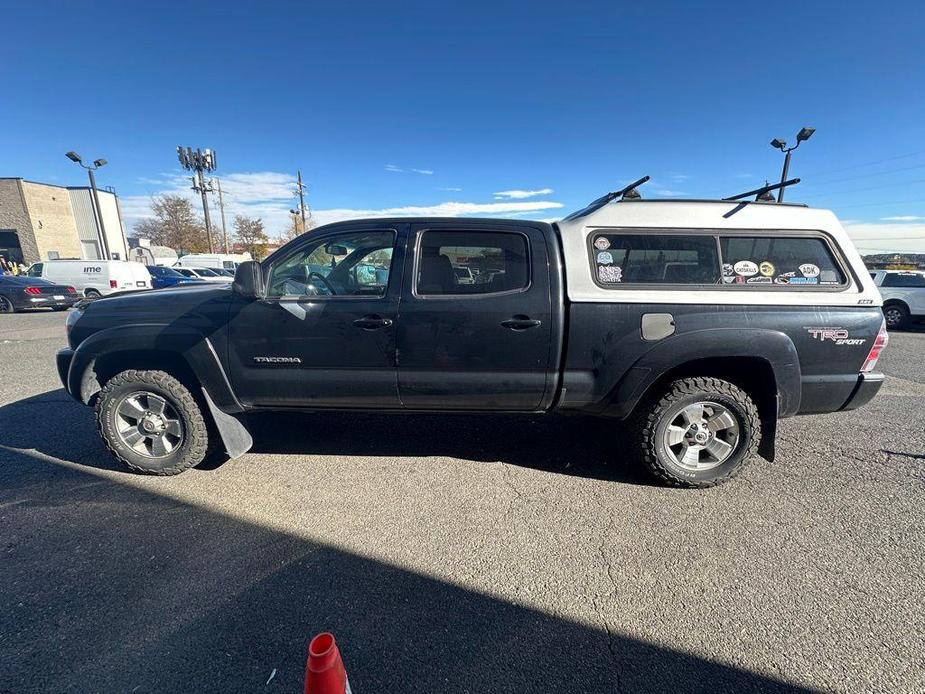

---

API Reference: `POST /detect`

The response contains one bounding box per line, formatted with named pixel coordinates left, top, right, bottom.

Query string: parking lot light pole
left=770, top=127, right=815, bottom=202
left=66, top=151, right=111, bottom=259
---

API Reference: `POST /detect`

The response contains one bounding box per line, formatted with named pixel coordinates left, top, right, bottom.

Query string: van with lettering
left=29, top=259, right=151, bottom=298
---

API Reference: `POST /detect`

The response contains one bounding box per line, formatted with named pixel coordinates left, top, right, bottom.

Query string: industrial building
left=0, top=177, right=129, bottom=266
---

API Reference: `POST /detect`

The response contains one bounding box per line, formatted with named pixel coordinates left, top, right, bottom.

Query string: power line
left=801, top=178, right=925, bottom=199
left=801, top=162, right=925, bottom=188
left=801, top=148, right=925, bottom=179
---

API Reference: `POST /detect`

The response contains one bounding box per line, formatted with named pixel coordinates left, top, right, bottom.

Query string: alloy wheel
left=663, top=401, right=740, bottom=472
left=114, top=391, right=184, bottom=458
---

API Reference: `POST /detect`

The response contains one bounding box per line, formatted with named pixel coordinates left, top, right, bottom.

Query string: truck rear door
left=396, top=222, right=554, bottom=410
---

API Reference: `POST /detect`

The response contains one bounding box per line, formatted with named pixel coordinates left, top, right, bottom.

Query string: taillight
left=24, top=286, right=41, bottom=295
left=861, top=319, right=889, bottom=373
left=110, top=280, right=118, bottom=288
left=67, top=286, right=76, bottom=294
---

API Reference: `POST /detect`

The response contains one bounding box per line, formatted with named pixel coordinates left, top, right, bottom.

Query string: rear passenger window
left=590, top=234, right=720, bottom=285
left=882, top=273, right=925, bottom=287
left=416, top=231, right=529, bottom=295
left=719, top=237, right=845, bottom=286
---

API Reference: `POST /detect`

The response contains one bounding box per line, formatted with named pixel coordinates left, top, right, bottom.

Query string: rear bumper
left=799, top=372, right=885, bottom=414
left=840, top=372, right=885, bottom=412
left=15, top=296, right=79, bottom=309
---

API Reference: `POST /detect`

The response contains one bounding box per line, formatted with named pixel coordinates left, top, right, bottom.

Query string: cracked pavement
left=1, top=311, right=923, bottom=692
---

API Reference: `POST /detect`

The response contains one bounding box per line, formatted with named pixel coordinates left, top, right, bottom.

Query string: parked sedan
left=173, top=267, right=231, bottom=283
left=146, top=265, right=207, bottom=290
left=0, top=276, right=80, bottom=313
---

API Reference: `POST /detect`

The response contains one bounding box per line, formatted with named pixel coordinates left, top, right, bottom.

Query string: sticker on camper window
left=788, top=277, right=819, bottom=285
left=596, top=251, right=614, bottom=265
left=734, top=260, right=759, bottom=277
left=598, top=265, right=623, bottom=283
left=722, top=263, right=734, bottom=277
left=799, top=263, right=820, bottom=278
left=759, top=261, right=775, bottom=277
left=594, top=237, right=611, bottom=251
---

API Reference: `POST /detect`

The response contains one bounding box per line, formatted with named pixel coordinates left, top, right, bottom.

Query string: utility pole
left=214, top=177, right=229, bottom=254
left=294, top=170, right=311, bottom=228
left=177, top=146, right=218, bottom=252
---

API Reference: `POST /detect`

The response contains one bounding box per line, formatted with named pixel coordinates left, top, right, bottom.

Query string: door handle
left=501, top=316, right=542, bottom=330
left=353, top=315, right=393, bottom=330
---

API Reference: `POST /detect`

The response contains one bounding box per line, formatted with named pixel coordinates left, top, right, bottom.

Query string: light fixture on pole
left=65, top=151, right=111, bottom=259
left=770, top=127, right=815, bottom=202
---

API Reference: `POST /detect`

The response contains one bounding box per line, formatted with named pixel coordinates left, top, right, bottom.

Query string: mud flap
left=202, top=387, right=253, bottom=459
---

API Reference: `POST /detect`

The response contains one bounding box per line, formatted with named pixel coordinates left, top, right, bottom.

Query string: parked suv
left=57, top=186, right=887, bottom=487
left=870, top=270, right=925, bottom=329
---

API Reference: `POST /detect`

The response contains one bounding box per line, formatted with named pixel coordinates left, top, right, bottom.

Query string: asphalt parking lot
left=1, top=311, right=923, bottom=693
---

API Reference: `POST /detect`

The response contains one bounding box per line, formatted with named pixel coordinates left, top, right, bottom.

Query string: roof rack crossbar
left=723, top=177, right=800, bottom=202
left=562, top=175, right=650, bottom=221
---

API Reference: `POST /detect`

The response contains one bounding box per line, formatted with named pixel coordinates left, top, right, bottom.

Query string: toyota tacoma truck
left=57, top=180, right=888, bottom=487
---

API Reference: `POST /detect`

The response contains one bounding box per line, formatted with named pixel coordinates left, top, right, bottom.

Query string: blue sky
left=3, top=0, right=925, bottom=252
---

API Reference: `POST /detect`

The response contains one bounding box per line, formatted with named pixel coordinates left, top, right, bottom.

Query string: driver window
left=266, top=230, right=395, bottom=298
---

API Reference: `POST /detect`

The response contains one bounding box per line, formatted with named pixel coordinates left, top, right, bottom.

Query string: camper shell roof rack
left=563, top=176, right=806, bottom=221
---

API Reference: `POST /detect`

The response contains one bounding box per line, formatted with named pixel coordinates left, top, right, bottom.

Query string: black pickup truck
left=57, top=191, right=888, bottom=487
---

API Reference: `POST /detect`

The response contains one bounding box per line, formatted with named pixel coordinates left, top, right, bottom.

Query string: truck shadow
left=0, top=431, right=812, bottom=693
left=0, top=389, right=649, bottom=484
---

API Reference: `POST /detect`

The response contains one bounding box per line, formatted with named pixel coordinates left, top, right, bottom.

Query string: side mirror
left=232, top=261, right=263, bottom=299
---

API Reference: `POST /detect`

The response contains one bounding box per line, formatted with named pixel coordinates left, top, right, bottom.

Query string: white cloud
left=843, top=222, right=925, bottom=254
left=493, top=188, right=554, bottom=199
left=385, top=164, right=433, bottom=175
left=121, top=171, right=299, bottom=238
left=439, top=187, right=463, bottom=192
left=668, top=173, right=690, bottom=182
left=881, top=215, right=925, bottom=222
left=311, top=200, right=564, bottom=227
left=653, top=189, right=685, bottom=197
left=121, top=170, right=563, bottom=240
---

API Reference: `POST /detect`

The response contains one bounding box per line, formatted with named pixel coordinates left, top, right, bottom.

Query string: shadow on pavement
left=0, top=434, right=811, bottom=692
left=0, top=389, right=649, bottom=484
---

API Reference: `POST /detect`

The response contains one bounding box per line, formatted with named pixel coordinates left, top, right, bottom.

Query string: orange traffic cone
left=304, top=632, right=352, bottom=694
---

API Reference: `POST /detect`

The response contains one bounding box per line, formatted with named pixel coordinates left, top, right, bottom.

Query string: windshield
left=194, top=268, right=221, bottom=277
left=148, top=266, right=184, bottom=278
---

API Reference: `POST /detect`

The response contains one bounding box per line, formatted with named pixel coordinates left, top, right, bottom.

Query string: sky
left=2, top=0, right=925, bottom=253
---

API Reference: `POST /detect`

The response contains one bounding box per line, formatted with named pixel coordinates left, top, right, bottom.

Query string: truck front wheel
left=631, top=377, right=760, bottom=488
left=96, top=369, right=209, bottom=475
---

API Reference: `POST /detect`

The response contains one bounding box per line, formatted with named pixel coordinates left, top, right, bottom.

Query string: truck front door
left=228, top=224, right=407, bottom=408
left=396, top=223, right=554, bottom=410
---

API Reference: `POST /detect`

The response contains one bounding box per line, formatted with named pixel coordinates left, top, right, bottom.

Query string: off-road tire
left=883, top=303, right=909, bottom=330
left=0, top=296, right=15, bottom=313
left=630, top=377, right=760, bottom=488
left=96, top=369, right=208, bottom=475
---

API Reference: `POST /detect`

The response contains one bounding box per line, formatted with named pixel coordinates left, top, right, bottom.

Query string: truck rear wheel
left=631, top=377, right=760, bottom=488
left=96, top=369, right=209, bottom=475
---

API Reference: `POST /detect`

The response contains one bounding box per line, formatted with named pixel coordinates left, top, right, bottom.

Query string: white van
left=173, top=253, right=248, bottom=271
left=28, top=260, right=151, bottom=298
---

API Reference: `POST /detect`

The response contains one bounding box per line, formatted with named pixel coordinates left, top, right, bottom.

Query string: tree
left=278, top=212, right=304, bottom=244
left=233, top=215, right=270, bottom=259
left=132, top=194, right=211, bottom=253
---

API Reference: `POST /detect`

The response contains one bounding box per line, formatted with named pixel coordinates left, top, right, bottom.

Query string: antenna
left=177, top=145, right=218, bottom=252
